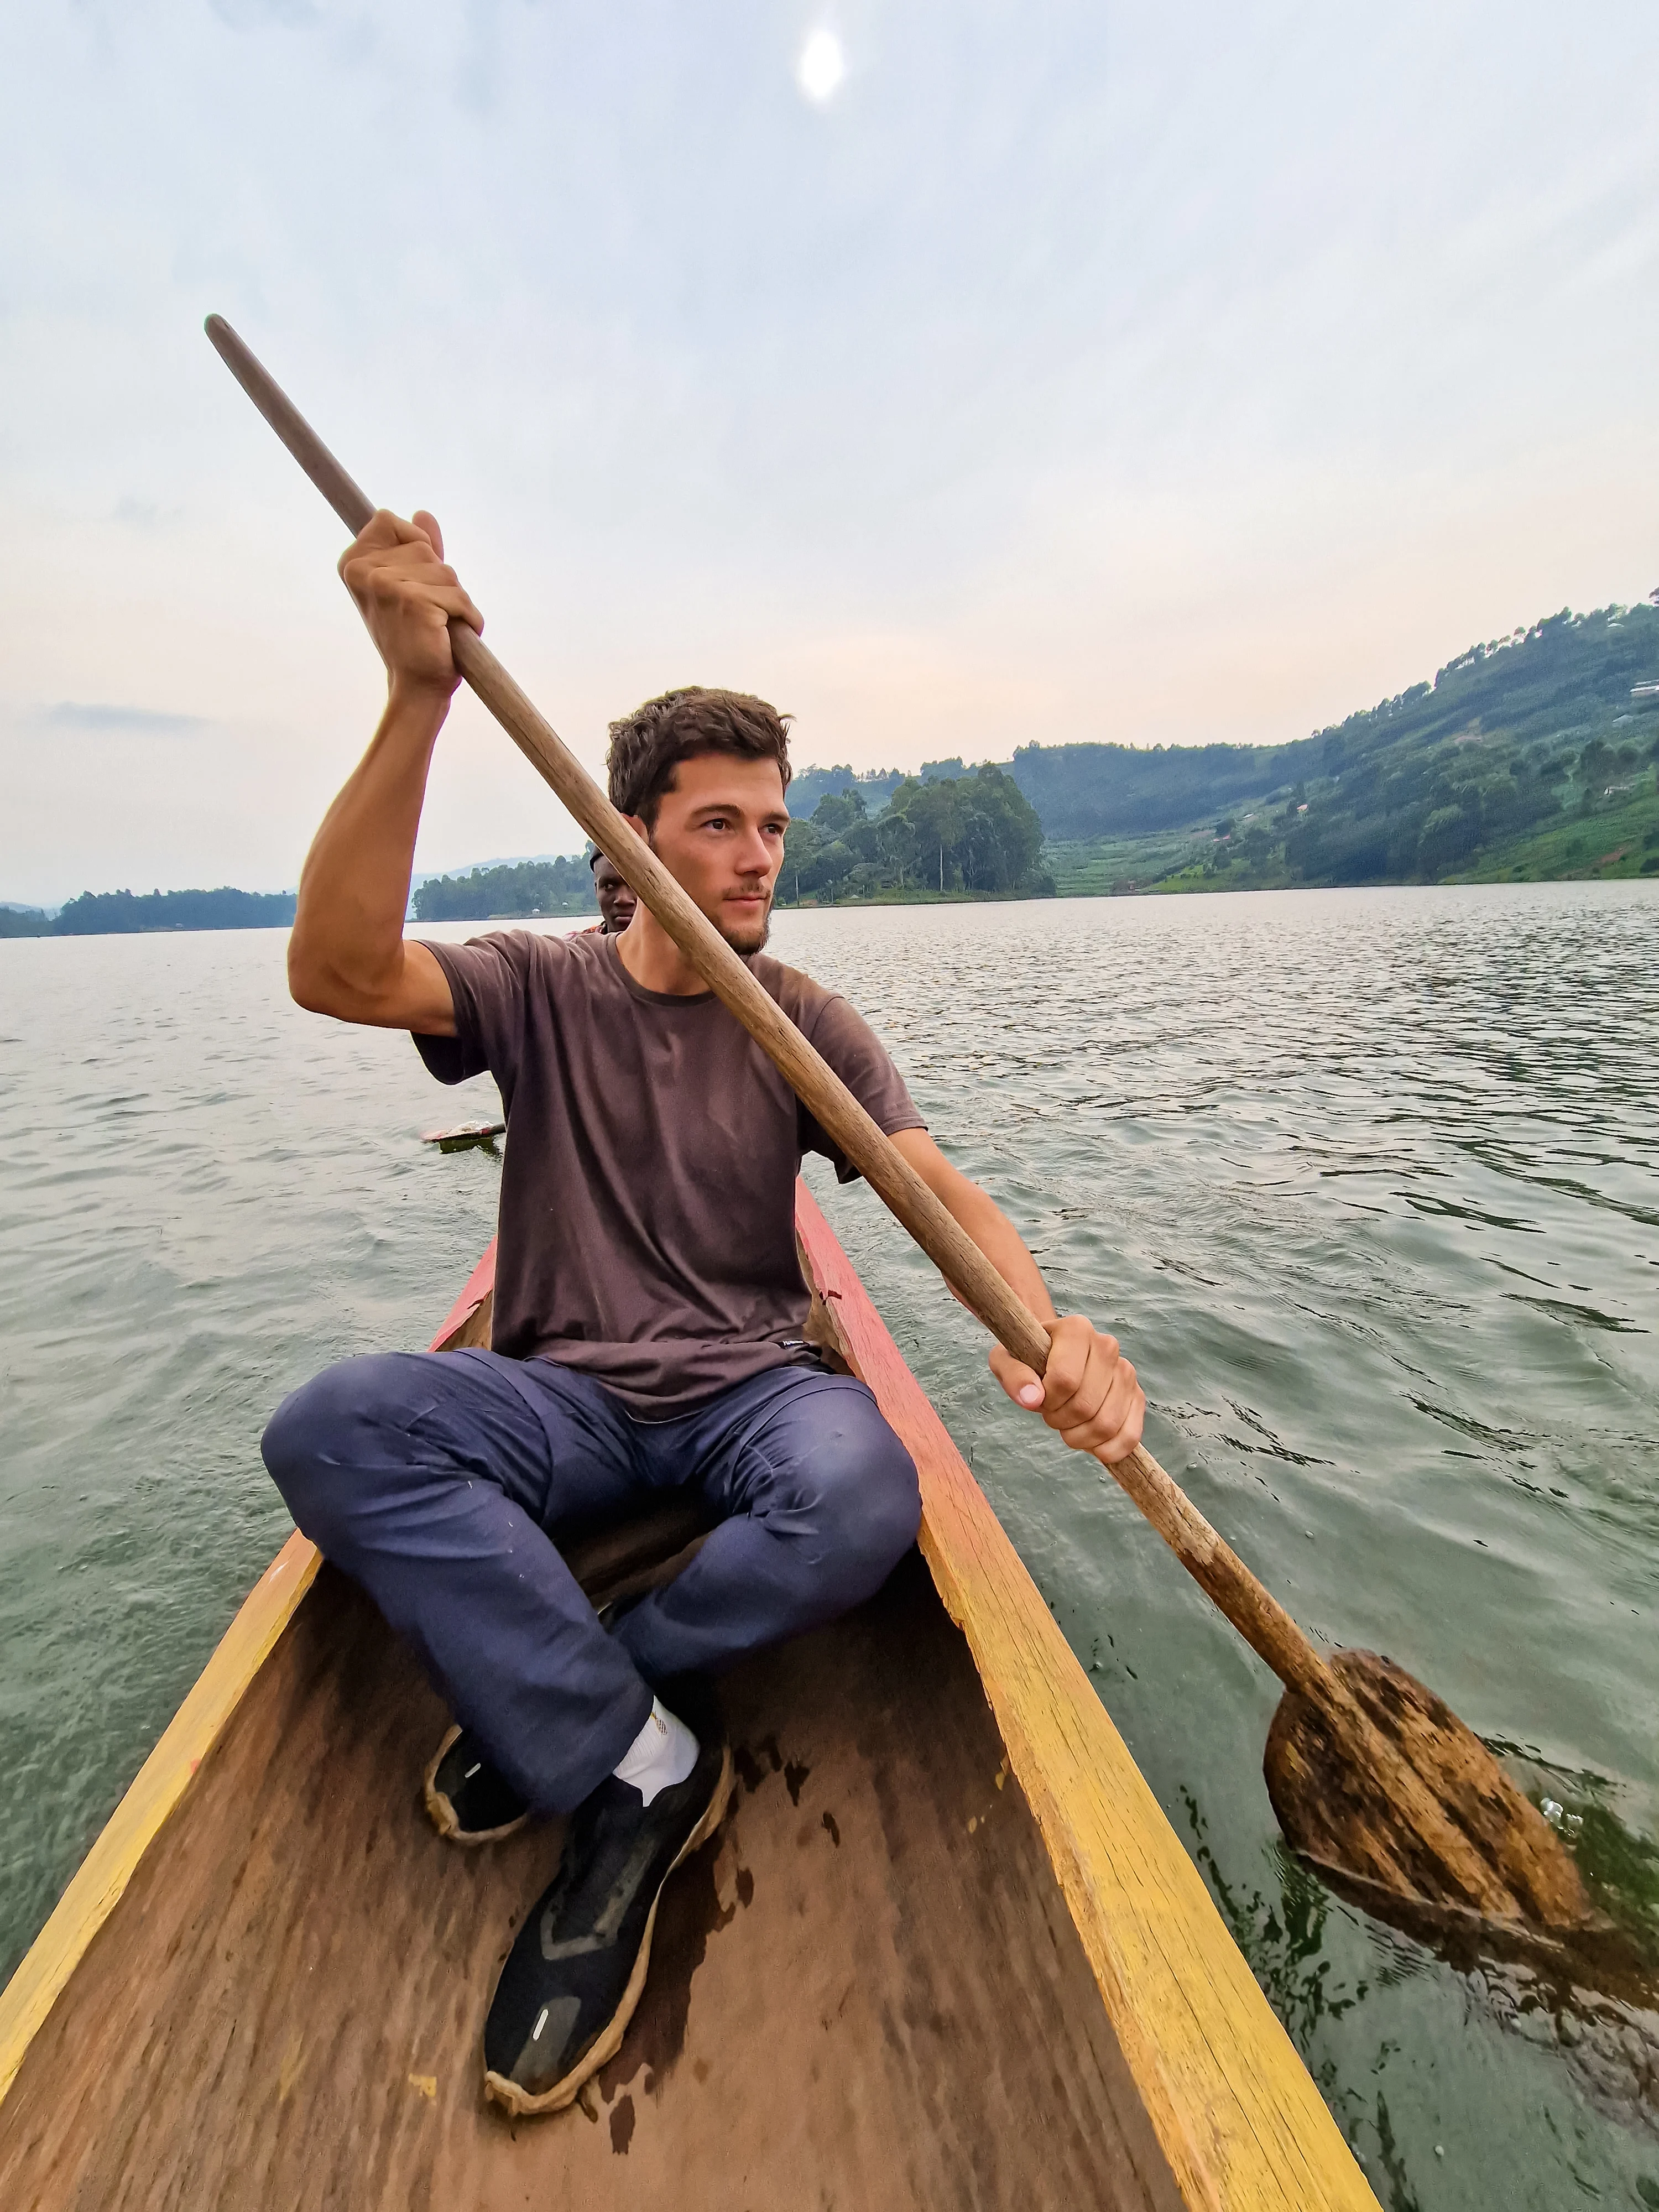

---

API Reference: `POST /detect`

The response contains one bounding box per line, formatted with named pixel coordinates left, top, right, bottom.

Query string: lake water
left=1, top=885, right=1655, bottom=2207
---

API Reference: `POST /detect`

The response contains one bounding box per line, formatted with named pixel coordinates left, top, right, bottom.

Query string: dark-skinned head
left=589, top=851, right=637, bottom=933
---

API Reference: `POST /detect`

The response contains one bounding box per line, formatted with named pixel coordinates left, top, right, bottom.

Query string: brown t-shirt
left=415, top=931, right=926, bottom=1415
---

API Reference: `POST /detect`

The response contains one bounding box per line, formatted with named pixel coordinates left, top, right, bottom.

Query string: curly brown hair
left=607, top=687, right=792, bottom=828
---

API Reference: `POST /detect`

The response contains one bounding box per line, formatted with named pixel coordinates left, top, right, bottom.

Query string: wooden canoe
left=0, top=1187, right=1380, bottom=2210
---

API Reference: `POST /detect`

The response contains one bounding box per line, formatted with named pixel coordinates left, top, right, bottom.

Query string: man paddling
left=260, top=507, right=1147, bottom=2119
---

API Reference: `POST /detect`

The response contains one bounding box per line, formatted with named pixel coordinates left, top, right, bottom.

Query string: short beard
left=717, top=902, right=772, bottom=956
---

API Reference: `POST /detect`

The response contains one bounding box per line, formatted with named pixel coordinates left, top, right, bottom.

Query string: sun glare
left=797, top=28, right=846, bottom=105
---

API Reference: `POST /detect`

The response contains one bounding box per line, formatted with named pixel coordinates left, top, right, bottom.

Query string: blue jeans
left=261, top=1350, right=920, bottom=1812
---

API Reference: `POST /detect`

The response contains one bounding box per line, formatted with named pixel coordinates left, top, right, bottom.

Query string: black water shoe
left=482, top=1735, right=733, bottom=2115
left=424, top=1723, right=531, bottom=1845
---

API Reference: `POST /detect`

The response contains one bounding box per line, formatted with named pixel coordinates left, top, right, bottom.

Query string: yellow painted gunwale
left=0, top=1529, right=321, bottom=2106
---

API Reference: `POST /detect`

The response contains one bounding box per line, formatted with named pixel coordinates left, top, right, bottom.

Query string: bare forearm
left=938, top=1172, right=1056, bottom=1320
left=886, top=1125, right=1144, bottom=1460
left=887, top=1129, right=1056, bottom=1320
left=289, top=681, right=447, bottom=1018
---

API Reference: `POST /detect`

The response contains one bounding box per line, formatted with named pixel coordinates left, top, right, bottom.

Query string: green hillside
left=1126, top=602, right=1659, bottom=894
left=787, top=602, right=1659, bottom=897
left=1015, top=601, right=1659, bottom=893
left=783, top=606, right=1659, bottom=898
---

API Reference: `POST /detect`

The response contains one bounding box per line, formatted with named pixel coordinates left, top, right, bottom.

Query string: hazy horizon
left=4, top=3, right=1657, bottom=908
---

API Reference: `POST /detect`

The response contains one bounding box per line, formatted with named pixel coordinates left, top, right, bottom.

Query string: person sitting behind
left=589, top=848, right=637, bottom=933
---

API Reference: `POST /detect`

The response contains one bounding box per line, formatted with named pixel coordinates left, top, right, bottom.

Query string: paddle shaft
left=206, top=314, right=1339, bottom=1709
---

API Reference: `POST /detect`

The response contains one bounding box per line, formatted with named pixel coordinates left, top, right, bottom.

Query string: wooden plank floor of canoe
left=0, top=1559, right=1179, bottom=2211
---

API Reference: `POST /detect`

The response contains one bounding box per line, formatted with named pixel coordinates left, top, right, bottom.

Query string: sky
left=3, top=1, right=1658, bottom=906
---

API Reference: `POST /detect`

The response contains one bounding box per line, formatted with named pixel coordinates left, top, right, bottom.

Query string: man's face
left=630, top=752, right=789, bottom=955
left=592, top=855, right=637, bottom=933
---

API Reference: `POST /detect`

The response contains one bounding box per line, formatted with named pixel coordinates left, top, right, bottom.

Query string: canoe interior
left=0, top=1319, right=1183, bottom=2209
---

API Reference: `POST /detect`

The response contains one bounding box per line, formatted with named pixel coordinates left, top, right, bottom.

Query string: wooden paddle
left=206, top=312, right=1597, bottom=1942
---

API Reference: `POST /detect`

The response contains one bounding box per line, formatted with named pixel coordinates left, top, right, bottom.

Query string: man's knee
left=260, top=1352, right=414, bottom=1545
left=801, top=1391, right=921, bottom=1591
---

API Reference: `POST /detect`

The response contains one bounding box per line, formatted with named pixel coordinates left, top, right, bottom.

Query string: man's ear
left=624, top=811, right=651, bottom=849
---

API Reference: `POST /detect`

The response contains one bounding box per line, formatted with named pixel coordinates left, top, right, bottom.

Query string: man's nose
left=735, top=831, right=773, bottom=875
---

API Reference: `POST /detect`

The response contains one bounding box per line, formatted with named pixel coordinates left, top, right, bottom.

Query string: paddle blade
left=1265, top=1650, right=1597, bottom=1935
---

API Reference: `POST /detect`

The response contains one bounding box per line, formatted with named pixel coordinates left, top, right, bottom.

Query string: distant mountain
left=1013, top=602, right=1659, bottom=873
left=792, top=598, right=1659, bottom=891
left=12, top=600, right=1655, bottom=942
left=1009, top=739, right=1316, bottom=838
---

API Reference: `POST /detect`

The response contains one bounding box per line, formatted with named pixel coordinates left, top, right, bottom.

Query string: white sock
left=612, top=1696, right=698, bottom=1806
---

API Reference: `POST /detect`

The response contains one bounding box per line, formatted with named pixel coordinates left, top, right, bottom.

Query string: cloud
left=209, top=0, right=319, bottom=28
left=112, top=496, right=182, bottom=530
left=41, top=702, right=207, bottom=735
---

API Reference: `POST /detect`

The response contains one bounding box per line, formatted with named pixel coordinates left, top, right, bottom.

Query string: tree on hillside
left=786, top=763, right=907, bottom=818
left=877, top=807, right=922, bottom=889
left=411, top=857, right=596, bottom=921
left=887, top=776, right=968, bottom=892
left=810, top=788, right=868, bottom=837
left=778, top=765, right=1048, bottom=902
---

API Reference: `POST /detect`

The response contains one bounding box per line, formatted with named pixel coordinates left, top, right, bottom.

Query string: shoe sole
left=482, top=1743, right=735, bottom=2119
left=423, top=1724, right=533, bottom=1848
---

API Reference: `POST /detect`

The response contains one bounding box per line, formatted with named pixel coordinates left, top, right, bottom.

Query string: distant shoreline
left=0, top=887, right=297, bottom=941
left=7, top=870, right=1656, bottom=943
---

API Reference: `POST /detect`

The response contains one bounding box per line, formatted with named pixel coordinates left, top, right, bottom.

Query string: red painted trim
left=427, top=1239, right=497, bottom=1351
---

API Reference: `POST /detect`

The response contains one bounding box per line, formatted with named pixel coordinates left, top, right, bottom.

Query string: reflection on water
left=1190, top=1768, right=1659, bottom=2164
left=1, top=884, right=1656, bottom=2208
left=1179, top=1790, right=1371, bottom=2096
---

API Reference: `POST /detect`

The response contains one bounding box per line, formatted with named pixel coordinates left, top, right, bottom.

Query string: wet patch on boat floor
left=733, top=1731, right=812, bottom=1807
left=608, top=2092, right=635, bottom=2154
left=732, top=1734, right=783, bottom=1792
